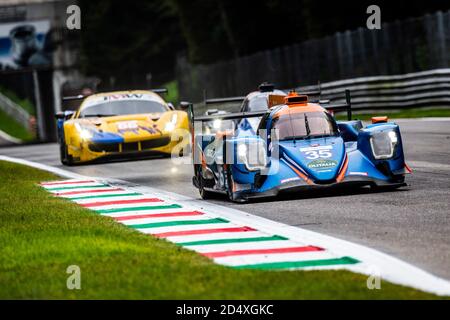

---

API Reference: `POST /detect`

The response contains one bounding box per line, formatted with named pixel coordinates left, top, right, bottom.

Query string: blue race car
left=189, top=88, right=411, bottom=203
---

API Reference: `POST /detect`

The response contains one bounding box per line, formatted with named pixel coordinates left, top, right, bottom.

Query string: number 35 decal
left=304, top=150, right=332, bottom=160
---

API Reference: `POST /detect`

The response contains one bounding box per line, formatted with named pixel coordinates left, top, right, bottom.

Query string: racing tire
left=225, top=166, right=234, bottom=201
left=195, top=165, right=214, bottom=200
left=225, top=166, right=247, bottom=203
left=199, top=176, right=214, bottom=199
left=60, top=143, right=74, bottom=166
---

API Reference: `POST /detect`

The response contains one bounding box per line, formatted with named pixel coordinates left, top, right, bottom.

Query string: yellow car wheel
left=60, top=143, right=74, bottom=166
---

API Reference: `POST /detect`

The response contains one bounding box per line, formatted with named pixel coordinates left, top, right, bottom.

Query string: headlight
left=164, top=114, right=178, bottom=132
left=75, top=123, right=93, bottom=140
left=237, top=140, right=268, bottom=171
left=370, top=130, right=398, bottom=159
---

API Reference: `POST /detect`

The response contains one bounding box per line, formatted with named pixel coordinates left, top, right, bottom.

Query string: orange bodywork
left=268, top=94, right=286, bottom=108
left=273, top=103, right=325, bottom=118
left=336, top=155, right=349, bottom=183
left=272, top=91, right=326, bottom=118
left=371, top=116, right=389, bottom=124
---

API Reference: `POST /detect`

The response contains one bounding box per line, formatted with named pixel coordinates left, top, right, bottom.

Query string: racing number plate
left=299, top=145, right=333, bottom=160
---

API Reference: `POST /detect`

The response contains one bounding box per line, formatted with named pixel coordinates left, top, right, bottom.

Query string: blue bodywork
left=193, top=108, right=408, bottom=202
left=57, top=112, right=124, bottom=146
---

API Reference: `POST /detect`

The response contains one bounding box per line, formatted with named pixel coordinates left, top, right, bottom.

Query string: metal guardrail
left=0, top=91, right=31, bottom=129
left=196, top=68, right=450, bottom=115
left=295, top=68, right=450, bottom=110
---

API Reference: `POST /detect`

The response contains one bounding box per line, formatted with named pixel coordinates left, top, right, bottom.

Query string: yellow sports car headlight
left=164, top=114, right=178, bottom=132
left=75, top=123, right=93, bottom=140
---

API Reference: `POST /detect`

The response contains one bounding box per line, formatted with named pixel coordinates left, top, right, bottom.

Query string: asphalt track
left=1, top=119, right=449, bottom=280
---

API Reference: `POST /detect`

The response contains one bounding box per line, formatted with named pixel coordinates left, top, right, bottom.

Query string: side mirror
left=167, top=102, right=175, bottom=110
left=179, top=101, right=192, bottom=111
left=55, top=111, right=75, bottom=120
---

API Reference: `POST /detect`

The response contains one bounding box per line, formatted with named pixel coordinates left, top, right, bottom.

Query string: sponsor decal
left=280, top=177, right=301, bottom=184
left=117, top=121, right=161, bottom=135
left=307, top=159, right=338, bottom=169
left=349, top=171, right=369, bottom=176
left=299, top=145, right=332, bottom=152
left=103, top=94, right=144, bottom=100
left=84, top=93, right=161, bottom=107
left=117, top=121, right=138, bottom=130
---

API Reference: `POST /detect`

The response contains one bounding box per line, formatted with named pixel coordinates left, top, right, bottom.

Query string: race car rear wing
left=151, top=88, right=168, bottom=94
left=62, top=94, right=86, bottom=102
left=61, top=88, right=168, bottom=102
left=190, top=89, right=352, bottom=123
left=205, top=96, right=245, bottom=105
left=194, top=110, right=267, bottom=122
left=204, top=82, right=322, bottom=106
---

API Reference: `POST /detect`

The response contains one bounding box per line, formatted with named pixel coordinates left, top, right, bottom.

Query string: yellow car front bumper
left=67, top=134, right=189, bottom=163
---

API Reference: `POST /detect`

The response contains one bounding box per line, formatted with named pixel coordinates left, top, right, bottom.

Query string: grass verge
left=0, top=160, right=443, bottom=299
left=336, top=107, right=450, bottom=121
left=0, top=86, right=35, bottom=116
left=0, top=109, right=34, bottom=142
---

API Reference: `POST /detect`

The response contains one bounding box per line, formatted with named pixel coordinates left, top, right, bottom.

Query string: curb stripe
left=68, top=192, right=143, bottom=200
left=179, top=235, right=288, bottom=246
left=24, top=170, right=450, bottom=295
left=114, top=211, right=204, bottom=221
left=46, top=184, right=108, bottom=191
left=167, top=231, right=269, bottom=243
left=41, top=180, right=95, bottom=186
left=55, top=188, right=124, bottom=196
left=153, top=226, right=256, bottom=238
left=81, top=198, right=163, bottom=207
left=129, top=217, right=229, bottom=229
left=233, top=256, right=360, bottom=270
left=97, top=204, right=182, bottom=214
left=203, top=246, right=324, bottom=258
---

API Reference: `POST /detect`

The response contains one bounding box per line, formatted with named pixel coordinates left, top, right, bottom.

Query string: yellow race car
left=55, top=89, right=190, bottom=165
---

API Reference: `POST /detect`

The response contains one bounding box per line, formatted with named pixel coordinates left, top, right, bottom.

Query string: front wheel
left=199, top=176, right=214, bottom=199
left=225, top=166, right=234, bottom=201
left=225, top=166, right=246, bottom=203
left=195, top=164, right=214, bottom=199
left=59, top=143, right=74, bottom=166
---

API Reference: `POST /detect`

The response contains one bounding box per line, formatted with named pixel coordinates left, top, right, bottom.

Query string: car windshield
left=272, top=111, right=338, bottom=140
left=79, top=100, right=168, bottom=117
left=247, top=96, right=269, bottom=111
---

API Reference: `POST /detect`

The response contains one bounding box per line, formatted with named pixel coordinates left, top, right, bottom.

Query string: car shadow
left=69, top=153, right=171, bottom=166
left=210, top=184, right=410, bottom=204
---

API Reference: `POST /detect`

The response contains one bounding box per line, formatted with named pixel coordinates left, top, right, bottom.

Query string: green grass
left=0, top=160, right=443, bottom=299
left=0, top=86, right=35, bottom=116
left=0, top=109, right=34, bottom=142
left=336, top=107, right=450, bottom=121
